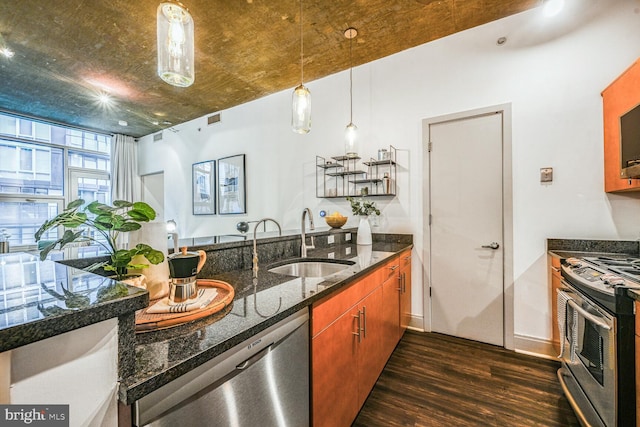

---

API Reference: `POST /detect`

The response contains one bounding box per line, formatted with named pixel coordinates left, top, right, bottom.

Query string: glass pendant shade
left=345, top=122, right=358, bottom=157
left=157, top=1, right=194, bottom=87
left=292, top=84, right=311, bottom=134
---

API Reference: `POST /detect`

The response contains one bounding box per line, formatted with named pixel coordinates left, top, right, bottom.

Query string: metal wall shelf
left=316, top=146, right=398, bottom=198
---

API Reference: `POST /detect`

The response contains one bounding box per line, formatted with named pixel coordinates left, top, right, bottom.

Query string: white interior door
left=141, top=172, right=165, bottom=221
left=429, top=112, right=504, bottom=346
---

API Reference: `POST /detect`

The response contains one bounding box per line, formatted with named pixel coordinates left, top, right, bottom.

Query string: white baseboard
left=408, top=314, right=424, bottom=332
left=513, top=334, right=559, bottom=360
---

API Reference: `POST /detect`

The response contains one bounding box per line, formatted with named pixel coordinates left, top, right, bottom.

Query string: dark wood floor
left=353, top=331, right=580, bottom=427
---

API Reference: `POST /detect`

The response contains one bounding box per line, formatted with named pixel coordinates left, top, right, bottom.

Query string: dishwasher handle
left=235, top=342, right=274, bottom=371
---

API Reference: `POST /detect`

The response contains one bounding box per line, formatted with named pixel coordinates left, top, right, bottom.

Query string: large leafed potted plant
left=35, top=199, right=165, bottom=281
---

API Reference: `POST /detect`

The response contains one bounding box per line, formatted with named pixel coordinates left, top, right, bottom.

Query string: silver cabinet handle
left=362, top=306, right=367, bottom=338
left=352, top=310, right=361, bottom=343
left=389, top=265, right=399, bottom=271
left=481, top=242, right=500, bottom=249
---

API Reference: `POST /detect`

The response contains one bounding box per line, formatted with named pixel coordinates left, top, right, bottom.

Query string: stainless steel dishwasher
left=133, top=308, right=309, bottom=426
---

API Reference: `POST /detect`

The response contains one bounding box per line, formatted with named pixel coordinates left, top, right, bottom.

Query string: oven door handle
left=567, top=299, right=611, bottom=331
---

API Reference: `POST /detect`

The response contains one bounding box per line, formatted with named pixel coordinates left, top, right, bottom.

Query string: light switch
left=540, top=167, right=553, bottom=183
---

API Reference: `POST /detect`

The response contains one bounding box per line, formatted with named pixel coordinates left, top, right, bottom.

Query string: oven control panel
left=572, top=267, right=604, bottom=282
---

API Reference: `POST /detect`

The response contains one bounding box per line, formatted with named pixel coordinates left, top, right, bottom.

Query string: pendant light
left=157, top=1, right=194, bottom=87
left=344, top=27, right=358, bottom=157
left=291, top=0, right=311, bottom=133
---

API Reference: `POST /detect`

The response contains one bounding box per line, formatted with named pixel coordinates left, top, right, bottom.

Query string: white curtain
left=111, top=134, right=140, bottom=203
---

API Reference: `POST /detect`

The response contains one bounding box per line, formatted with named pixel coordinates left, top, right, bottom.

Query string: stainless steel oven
left=559, top=257, right=636, bottom=427
left=557, top=281, right=616, bottom=427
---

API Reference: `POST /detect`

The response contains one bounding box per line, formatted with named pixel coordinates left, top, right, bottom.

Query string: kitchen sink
left=268, top=259, right=355, bottom=278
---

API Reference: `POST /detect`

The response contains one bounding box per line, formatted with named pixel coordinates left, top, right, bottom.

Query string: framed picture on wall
left=192, top=160, right=216, bottom=215
left=218, top=154, right=246, bottom=215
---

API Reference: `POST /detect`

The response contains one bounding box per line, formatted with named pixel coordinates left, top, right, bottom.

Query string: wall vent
left=207, top=113, right=221, bottom=125
left=153, top=132, right=163, bottom=142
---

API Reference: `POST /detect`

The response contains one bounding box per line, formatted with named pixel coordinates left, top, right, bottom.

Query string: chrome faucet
left=252, top=218, right=282, bottom=278
left=301, top=208, right=315, bottom=258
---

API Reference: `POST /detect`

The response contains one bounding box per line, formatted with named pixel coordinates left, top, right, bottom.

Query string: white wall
left=138, top=0, right=640, bottom=345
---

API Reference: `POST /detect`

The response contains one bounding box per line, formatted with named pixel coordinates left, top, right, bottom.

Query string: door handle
left=481, top=242, right=500, bottom=250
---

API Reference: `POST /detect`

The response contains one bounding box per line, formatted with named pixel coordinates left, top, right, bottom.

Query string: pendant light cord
left=300, top=0, right=304, bottom=84
left=349, top=34, right=353, bottom=123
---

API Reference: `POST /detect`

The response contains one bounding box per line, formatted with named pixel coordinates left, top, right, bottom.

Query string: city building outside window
left=0, top=112, right=112, bottom=251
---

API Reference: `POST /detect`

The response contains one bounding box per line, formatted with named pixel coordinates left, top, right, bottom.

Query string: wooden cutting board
left=135, top=279, right=235, bottom=332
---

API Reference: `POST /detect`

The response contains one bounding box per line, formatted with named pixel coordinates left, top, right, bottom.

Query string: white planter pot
left=357, top=216, right=372, bottom=245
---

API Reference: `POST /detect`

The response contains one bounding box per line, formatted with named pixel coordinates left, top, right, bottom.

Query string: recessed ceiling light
left=97, top=92, right=112, bottom=105
left=543, top=0, right=564, bottom=17
left=0, top=34, right=13, bottom=58
left=0, top=47, right=14, bottom=58
left=118, top=120, right=128, bottom=126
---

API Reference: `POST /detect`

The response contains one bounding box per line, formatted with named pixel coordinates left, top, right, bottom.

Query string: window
left=0, top=142, right=62, bottom=195
left=0, top=112, right=112, bottom=250
left=68, top=151, right=110, bottom=172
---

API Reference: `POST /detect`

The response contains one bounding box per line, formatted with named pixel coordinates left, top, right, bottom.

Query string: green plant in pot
left=35, top=199, right=165, bottom=280
left=346, top=196, right=381, bottom=217
left=346, top=196, right=380, bottom=246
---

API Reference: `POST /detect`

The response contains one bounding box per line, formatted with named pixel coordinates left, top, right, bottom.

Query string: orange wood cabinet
left=381, top=263, right=401, bottom=362
left=603, top=58, right=640, bottom=192
left=355, top=285, right=384, bottom=408
left=399, top=249, right=412, bottom=333
left=311, top=255, right=404, bottom=427
left=550, top=254, right=562, bottom=354
left=311, top=303, right=360, bottom=427
left=635, top=301, right=640, bottom=426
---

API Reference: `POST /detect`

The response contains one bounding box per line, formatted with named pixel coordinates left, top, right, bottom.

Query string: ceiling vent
left=153, top=132, right=163, bottom=142
left=207, top=113, right=221, bottom=125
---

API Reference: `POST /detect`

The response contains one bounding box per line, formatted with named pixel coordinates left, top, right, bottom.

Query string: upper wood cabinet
left=603, top=58, right=640, bottom=192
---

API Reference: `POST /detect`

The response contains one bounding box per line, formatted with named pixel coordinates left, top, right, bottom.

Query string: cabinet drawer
left=399, top=249, right=412, bottom=269
left=551, top=255, right=561, bottom=278
left=312, top=280, right=364, bottom=337
left=380, top=257, right=400, bottom=284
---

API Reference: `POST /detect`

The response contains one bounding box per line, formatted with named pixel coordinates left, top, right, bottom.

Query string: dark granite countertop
left=0, top=252, right=149, bottom=353
left=118, top=241, right=413, bottom=404
left=547, top=238, right=639, bottom=258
